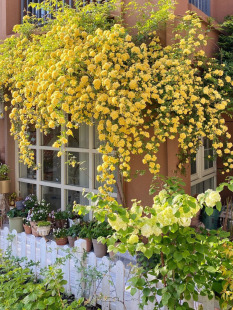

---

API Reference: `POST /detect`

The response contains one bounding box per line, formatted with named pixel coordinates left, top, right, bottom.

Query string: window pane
left=94, top=122, right=101, bottom=149
left=67, top=190, right=89, bottom=206
left=19, top=151, right=36, bottom=179
left=27, top=125, right=36, bottom=145
left=68, top=124, right=89, bottom=148
left=42, top=150, right=61, bottom=183
left=19, top=182, right=36, bottom=198
left=42, top=127, right=60, bottom=146
left=66, top=152, right=89, bottom=187
left=204, top=138, right=214, bottom=170
left=42, top=186, right=61, bottom=211
left=191, top=158, right=197, bottom=175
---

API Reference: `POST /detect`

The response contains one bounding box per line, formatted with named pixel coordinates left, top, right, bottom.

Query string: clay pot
left=55, top=237, right=68, bottom=246
left=92, top=239, right=107, bottom=258
left=68, top=236, right=77, bottom=247
left=83, top=238, right=92, bottom=252
left=37, top=225, right=51, bottom=237
left=55, top=219, right=67, bottom=229
left=30, top=221, right=39, bottom=237
left=23, top=224, right=32, bottom=234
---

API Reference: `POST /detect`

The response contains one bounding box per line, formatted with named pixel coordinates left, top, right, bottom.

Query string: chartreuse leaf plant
left=74, top=177, right=233, bottom=309
left=0, top=0, right=233, bottom=196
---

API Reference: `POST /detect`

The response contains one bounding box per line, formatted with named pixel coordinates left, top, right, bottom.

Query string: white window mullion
left=36, top=129, right=42, bottom=200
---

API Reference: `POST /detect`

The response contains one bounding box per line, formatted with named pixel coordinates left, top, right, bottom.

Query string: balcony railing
left=21, top=0, right=75, bottom=22
left=189, top=0, right=211, bottom=16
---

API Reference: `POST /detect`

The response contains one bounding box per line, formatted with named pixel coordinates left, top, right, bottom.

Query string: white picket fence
left=0, top=227, right=222, bottom=310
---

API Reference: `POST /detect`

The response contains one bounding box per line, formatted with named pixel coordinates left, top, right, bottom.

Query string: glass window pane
left=191, top=185, right=197, bottom=196
left=67, top=190, right=89, bottom=206
left=42, top=127, right=61, bottom=146
left=19, top=151, right=36, bottom=179
left=42, top=151, right=61, bottom=183
left=66, top=152, right=89, bottom=187
left=94, top=122, right=101, bottom=149
left=42, top=186, right=61, bottom=211
left=19, top=182, right=36, bottom=198
left=68, top=124, right=89, bottom=148
left=27, top=125, right=36, bottom=145
left=204, top=149, right=214, bottom=169
left=191, top=158, right=197, bottom=175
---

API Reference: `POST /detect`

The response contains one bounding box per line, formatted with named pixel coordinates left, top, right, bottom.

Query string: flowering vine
left=0, top=3, right=232, bottom=196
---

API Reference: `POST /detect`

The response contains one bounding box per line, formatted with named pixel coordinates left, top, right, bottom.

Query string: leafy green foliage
left=0, top=253, right=86, bottom=310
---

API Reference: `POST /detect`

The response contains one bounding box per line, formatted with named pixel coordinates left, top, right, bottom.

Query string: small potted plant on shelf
left=9, top=192, right=17, bottom=208
left=22, top=194, right=38, bottom=212
left=66, top=204, right=82, bottom=227
left=23, top=218, right=32, bottom=234
left=78, top=221, right=94, bottom=252
left=90, top=221, right=114, bottom=258
left=7, top=208, right=23, bottom=233
left=54, top=228, right=68, bottom=245
left=0, top=163, right=10, bottom=194
left=67, top=224, right=82, bottom=247
left=36, top=221, right=51, bottom=237
left=54, top=210, right=69, bottom=228
left=28, top=200, right=50, bottom=237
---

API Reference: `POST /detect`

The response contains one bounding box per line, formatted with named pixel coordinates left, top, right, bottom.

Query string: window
left=191, top=138, right=216, bottom=196
left=16, top=125, right=117, bottom=210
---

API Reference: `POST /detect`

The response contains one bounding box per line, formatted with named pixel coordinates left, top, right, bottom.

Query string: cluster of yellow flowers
left=0, top=10, right=232, bottom=195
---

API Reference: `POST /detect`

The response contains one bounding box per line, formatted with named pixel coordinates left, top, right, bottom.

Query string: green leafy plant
left=54, top=228, right=68, bottom=239
left=0, top=163, right=10, bottom=180
left=90, top=221, right=114, bottom=239
left=37, top=221, right=51, bottom=227
left=55, top=211, right=70, bottom=220
left=7, top=208, right=23, bottom=218
left=67, top=224, right=82, bottom=238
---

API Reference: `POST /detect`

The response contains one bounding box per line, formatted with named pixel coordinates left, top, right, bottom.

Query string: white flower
left=205, top=190, right=221, bottom=208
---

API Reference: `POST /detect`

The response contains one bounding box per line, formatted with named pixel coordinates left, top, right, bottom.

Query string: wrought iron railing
left=189, top=0, right=211, bottom=16
left=21, top=0, right=75, bottom=23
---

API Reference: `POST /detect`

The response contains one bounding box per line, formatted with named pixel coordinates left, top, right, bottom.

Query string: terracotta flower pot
left=23, top=224, right=32, bottom=234
left=68, top=236, right=77, bottom=247
left=55, top=219, right=67, bottom=228
left=83, top=238, right=92, bottom=252
left=92, top=239, right=107, bottom=258
left=55, top=237, right=68, bottom=246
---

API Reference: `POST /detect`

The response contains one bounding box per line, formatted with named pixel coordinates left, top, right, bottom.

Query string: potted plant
left=9, top=192, right=17, bottom=208
left=66, top=204, right=82, bottom=227
left=37, top=221, right=51, bottom=237
left=78, top=222, right=93, bottom=252
left=0, top=163, right=10, bottom=194
left=90, top=221, right=113, bottom=258
left=28, top=200, right=50, bottom=237
left=54, top=228, right=68, bottom=245
left=54, top=210, right=69, bottom=228
left=67, top=224, right=82, bottom=247
left=7, top=208, right=23, bottom=233
left=22, top=194, right=38, bottom=212
left=23, top=219, right=32, bottom=234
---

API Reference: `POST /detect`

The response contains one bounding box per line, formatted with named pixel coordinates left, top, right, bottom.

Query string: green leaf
left=206, top=266, right=216, bottom=273
left=174, top=251, right=182, bottom=262
left=143, top=288, right=151, bottom=297
left=216, top=201, right=222, bottom=211
left=131, top=288, right=137, bottom=296
left=228, top=183, right=233, bottom=192
left=162, top=292, right=171, bottom=305
left=205, top=207, right=214, bottom=216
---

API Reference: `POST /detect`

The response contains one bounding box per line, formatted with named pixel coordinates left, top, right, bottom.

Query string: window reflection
left=42, top=150, right=61, bottom=183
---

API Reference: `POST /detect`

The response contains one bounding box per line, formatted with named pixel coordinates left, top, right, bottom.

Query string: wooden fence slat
left=102, top=256, right=110, bottom=310
left=88, top=252, right=97, bottom=306
left=11, top=229, right=18, bottom=257
left=40, top=238, right=47, bottom=269
left=116, top=261, right=124, bottom=310
left=21, top=232, right=27, bottom=257
left=50, top=241, right=58, bottom=265
left=74, top=238, right=87, bottom=299
left=29, top=234, right=36, bottom=274
left=62, top=245, right=70, bottom=293
left=3, top=227, right=9, bottom=252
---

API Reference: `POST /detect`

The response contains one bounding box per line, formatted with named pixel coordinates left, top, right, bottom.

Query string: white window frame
left=191, top=138, right=217, bottom=192
left=15, top=126, right=117, bottom=210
